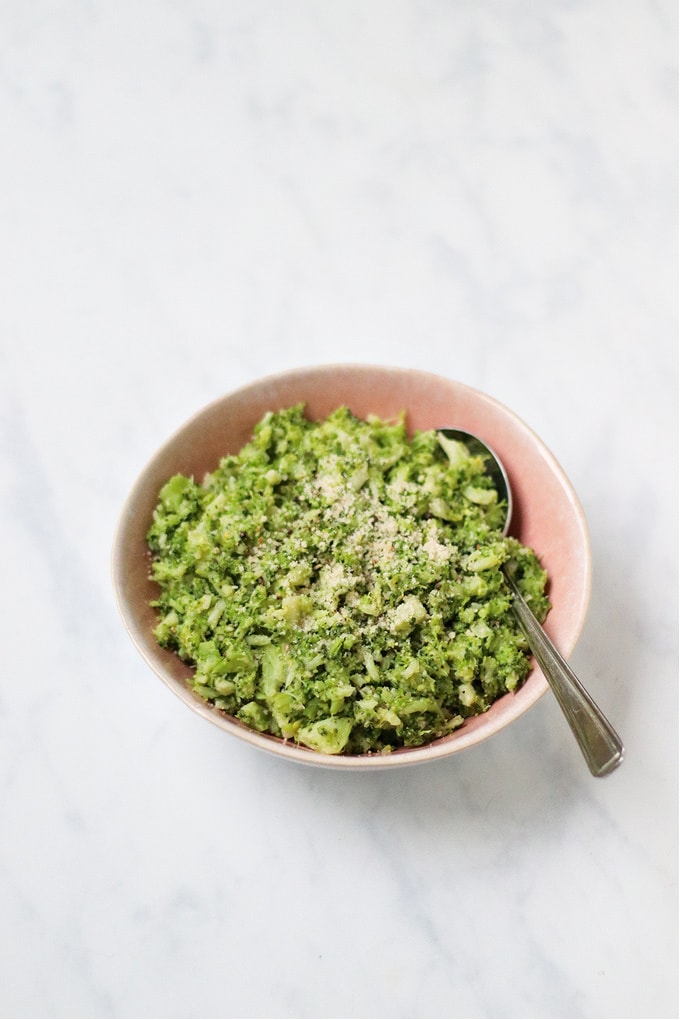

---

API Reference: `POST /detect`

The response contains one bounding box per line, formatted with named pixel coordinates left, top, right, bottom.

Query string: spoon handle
left=504, top=570, right=624, bottom=777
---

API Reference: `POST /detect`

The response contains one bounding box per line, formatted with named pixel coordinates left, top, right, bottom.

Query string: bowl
left=112, top=364, right=591, bottom=769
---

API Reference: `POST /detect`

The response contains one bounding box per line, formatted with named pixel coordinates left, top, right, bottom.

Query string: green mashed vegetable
left=147, top=405, right=550, bottom=754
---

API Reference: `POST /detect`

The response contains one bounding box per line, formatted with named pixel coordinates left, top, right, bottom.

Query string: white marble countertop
left=0, top=3, right=676, bottom=1018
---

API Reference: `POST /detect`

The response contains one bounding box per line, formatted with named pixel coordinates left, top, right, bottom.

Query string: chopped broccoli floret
left=147, top=405, right=550, bottom=754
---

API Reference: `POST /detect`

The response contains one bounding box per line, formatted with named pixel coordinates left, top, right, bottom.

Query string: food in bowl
left=146, top=404, right=550, bottom=755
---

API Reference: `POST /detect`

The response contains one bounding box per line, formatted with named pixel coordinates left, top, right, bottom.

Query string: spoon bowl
left=438, top=428, right=624, bottom=777
left=438, top=428, right=514, bottom=535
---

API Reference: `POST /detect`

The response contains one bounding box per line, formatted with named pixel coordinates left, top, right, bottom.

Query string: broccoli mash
left=147, top=405, right=549, bottom=754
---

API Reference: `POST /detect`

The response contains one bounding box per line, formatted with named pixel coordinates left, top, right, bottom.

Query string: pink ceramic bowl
left=112, top=365, right=591, bottom=769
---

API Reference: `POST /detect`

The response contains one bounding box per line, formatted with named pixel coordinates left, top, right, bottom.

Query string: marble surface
left=0, top=2, right=676, bottom=1018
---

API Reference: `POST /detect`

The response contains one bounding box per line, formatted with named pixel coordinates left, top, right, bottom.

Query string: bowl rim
left=112, top=363, right=592, bottom=769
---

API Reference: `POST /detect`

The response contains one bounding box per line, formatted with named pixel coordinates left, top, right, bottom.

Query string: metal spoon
left=438, top=428, right=624, bottom=778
